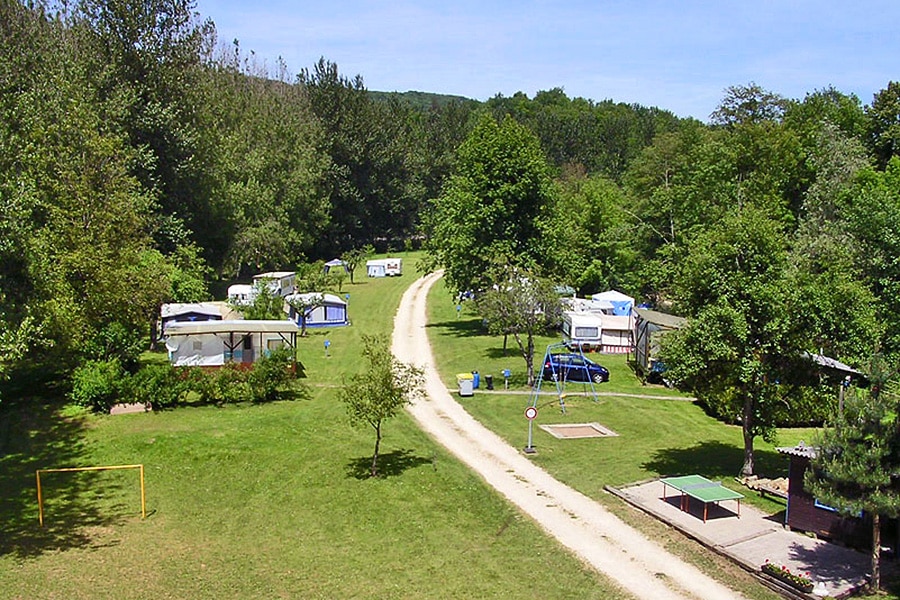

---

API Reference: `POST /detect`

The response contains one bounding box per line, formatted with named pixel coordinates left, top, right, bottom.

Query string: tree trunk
left=149, top=308, right=161, bottom=351
left=512, top=331, right=534, bottom=387
left=871, top=513, right=881, bottom=591
left=149, top=317, right=158, bottom=351
left=741, top=389, right=755, bottom=476
left=370, top=421, right=382, bottom=477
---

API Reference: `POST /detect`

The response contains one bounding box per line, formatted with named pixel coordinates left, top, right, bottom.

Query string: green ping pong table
left=660, top=475, right=744, bottom=523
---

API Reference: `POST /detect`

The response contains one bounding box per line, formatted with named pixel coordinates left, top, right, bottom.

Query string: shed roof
left=777, top=442, right=817, bottom=459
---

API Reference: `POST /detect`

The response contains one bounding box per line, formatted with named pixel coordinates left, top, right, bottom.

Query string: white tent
left=590, top=290, right=635, bottom=316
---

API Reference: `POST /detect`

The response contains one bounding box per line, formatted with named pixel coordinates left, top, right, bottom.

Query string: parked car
left=542, top=353, right=610, bottom=384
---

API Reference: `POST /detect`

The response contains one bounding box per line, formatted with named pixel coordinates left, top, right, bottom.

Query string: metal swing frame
left=528, top=342, right=600, bottom=414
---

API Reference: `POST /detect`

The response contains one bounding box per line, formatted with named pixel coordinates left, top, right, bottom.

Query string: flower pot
left=761, top=563, right=814, bottom=593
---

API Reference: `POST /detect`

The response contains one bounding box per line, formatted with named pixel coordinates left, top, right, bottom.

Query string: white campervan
left=561, top=311, right=604, bottom=352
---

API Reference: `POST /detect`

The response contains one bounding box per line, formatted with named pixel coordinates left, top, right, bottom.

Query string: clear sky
left=193, top=1, right=899, bottom=121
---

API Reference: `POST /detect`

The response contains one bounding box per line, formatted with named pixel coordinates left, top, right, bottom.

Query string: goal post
left=36, top=464, right=146, bottom=527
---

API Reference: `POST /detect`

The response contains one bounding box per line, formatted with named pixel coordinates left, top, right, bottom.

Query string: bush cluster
left=68, top=348, right=296, bottom=411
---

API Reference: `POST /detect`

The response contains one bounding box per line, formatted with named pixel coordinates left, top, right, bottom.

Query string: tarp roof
left=165, top=320, right=299, bottom=336
left=591, top=290, right=634, bottom=303
left=634, top=307, right=687, bottom=329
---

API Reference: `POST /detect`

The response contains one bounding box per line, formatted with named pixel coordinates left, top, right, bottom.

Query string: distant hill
left=368, top=90, right=479, bottom=111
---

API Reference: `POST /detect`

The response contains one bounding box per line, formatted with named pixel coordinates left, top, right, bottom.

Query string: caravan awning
left=164, top=320, right=299, bottom=336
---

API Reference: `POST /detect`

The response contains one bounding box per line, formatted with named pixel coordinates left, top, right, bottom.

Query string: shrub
left=69, top=359, right=125, bottom=412
left=248, top=347, right=295, bottom=402
left=125, top=364, right=189, bottom=409
left=188, top=364, right=251, bottom=405
left=83, top=322, right=144, bottom=372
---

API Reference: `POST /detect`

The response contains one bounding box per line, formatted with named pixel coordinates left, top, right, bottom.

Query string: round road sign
left=524, top=406, right=538, bottom=420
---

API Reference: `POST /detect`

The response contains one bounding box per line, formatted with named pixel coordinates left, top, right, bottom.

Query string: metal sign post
left=524, top=406, right=538, bottom=454
left=324, top=339, right=331, bottom=358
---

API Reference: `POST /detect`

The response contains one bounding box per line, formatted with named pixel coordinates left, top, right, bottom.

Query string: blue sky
left=193, top=1, right=899, bottom=121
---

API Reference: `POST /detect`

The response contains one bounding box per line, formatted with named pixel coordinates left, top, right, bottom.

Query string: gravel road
left=391, top=271, right=745, bottom=600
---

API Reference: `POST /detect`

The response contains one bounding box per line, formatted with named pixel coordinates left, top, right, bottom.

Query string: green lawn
left=0, top=255, right=620, bottom=599
left=0, top=264, right=881, bottom=599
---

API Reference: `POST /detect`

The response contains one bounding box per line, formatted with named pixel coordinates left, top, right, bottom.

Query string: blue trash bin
left=472, top=371, right=480, bottom=389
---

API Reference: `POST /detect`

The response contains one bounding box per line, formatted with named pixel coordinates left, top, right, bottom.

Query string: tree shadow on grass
left=641, top=440, right=790, bottom=481
left=426, top=318, right=487, bottom=339
left=345, top=449, right=433, bottom=480
left=0, top=362, right=130, bottom=559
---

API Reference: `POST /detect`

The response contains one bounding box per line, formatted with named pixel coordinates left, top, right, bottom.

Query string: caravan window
left=575, top=326, right=599, bottom=338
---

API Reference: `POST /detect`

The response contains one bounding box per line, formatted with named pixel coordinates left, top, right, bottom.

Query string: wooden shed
left=777, top=443, right=870, bottom=548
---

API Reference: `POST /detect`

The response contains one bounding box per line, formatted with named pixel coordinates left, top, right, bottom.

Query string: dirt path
left=391, top=271, right=744, bottom=600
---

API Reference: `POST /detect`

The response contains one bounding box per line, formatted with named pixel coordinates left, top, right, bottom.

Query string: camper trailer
left=366, top=258, right=402, bottom=278
left=252, top=271, right=296, bottom=297
left=561, top=311, right=605, bottom=352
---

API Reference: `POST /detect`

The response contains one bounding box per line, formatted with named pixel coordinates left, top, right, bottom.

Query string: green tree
left=476, top=268, right=562, bottom=387
left=206, top=45, right=330, bottom=277
left=339, top=335, right=423, bottom=477
left=425, top=114, right=553, bottom=293
left=285, top=292, right=323, bottom=338
left=865, top=81, right=900, bottom=169
left=340, top=245, right=373, bottom=285
left=233, top=280, right=284, bottom=320
left=540, top=170, right=638, bottom=295
left=661, top=207, right=803, bottom=476
left=805, top=384, right=900, bottom=592
left=299, top=59, right=425, bottom=256
left=842, top=159, right=900, bottom=356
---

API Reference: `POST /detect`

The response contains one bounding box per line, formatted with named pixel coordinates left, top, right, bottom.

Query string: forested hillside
left=2, top=0, right=899, bottom=409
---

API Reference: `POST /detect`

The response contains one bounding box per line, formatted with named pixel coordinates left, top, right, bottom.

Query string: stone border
left=539, top=422, right=619, bottom=439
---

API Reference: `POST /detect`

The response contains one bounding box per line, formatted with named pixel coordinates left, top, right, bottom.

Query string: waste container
left=457, top=373, right=474, bottom=397
left=472, top=371, right=480, bottom=389
left=485, top=374, right=494, bottom=390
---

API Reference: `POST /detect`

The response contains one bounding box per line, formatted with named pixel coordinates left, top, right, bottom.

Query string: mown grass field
left=0, top=255, right=621, bottom=599
left=0, top=259, right=880, bottom=598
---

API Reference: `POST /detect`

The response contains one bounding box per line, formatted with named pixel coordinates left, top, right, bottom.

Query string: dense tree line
left=2, top=0, right=900, bottom=421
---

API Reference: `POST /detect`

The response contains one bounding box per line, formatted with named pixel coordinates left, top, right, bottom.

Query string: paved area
left=612, top=479, right=871, bottom=598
